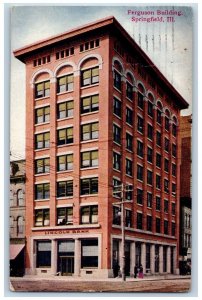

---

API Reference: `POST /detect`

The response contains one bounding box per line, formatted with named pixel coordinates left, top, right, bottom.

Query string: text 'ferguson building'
left=14, top=16, right=188, bottom=278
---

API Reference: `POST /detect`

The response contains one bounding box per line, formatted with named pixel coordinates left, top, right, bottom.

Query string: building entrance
left=60, top=256, right=74, bottom=276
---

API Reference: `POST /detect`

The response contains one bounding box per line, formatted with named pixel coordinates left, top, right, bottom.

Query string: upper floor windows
left=33, top=55, right=51, bottom=67
left=148, top=101, right=153, bottom=117
left=57, top=154, right=73, bottom=171
left=35, top=183, right=50, bottom=200
left=81, top=67, right=99, bottom=87
left=57, top=74, right=74, bottom=94
left=126, top=82, right=133, bottom=100
left=17, top=189, right=24, bottom=206
left=57, top=127, right=73, bottom=146
left=81, top=150, right=98, bottom=168
left=157, top=109, right=162, bottom=124
left=35, top=132, right=50, bottom=150
left=113, top=151, right=121, bottom=171
left=56, top=47, right=74, bottom=60
left=35, top=158, right=50, bottom=174
left=126, top=107, right=133, bottom=126
left=113, top=97, right=122, bottom=118
left=57, top=207, right=73, bottom=226
left=137, top=116, right=144, bottom=134
left=80, top=177, right=98, bottom=195
left=80, top=39, right=100, bottom=52
left=114, top=70, right=122, bottom=91
left=35, top=81, right=50, bottom=99
left=81, top=122, right=99, bottom=141
left=57, top=101, right=74, bottom=119
left=137, top=92, right=144, bottom=109
left=172, top=123, right=177, bottom=137
left=81, top=95, right=99, bottom=114
left=35, top=106, right=50, bottom=124
left=165, top=116, right=170, bottom=131
left=57, top=180, right=73, bottom=198
left=81, top=205, right=98, bottom=224
left=113, top=124, right=121, bottom=145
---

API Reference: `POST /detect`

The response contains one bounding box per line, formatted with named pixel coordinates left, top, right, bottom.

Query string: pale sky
left=10, top=5, right=193, bottom=160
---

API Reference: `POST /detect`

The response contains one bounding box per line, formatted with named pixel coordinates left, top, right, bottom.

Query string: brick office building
left=14, top=16, right=189, bottom=278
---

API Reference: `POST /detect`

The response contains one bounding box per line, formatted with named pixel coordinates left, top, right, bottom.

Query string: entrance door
left=60, top=256, right=74, bottom=276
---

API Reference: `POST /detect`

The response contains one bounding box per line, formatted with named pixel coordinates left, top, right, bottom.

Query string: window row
left=35, top=205, right=98, bottom=227
left=35, top=177, right=98, bottom=200
left=112, top=207, right=176, bottom=236
left=35, top=67, right=99, bottom=99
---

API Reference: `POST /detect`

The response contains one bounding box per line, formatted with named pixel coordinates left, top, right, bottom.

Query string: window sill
left=56, top=196, right=73, bottom=200
left=34, top=199, right=50, bottom=202
left=113, top=113, right=122, bottom=120
left=81, top=111, right=99, bottom=117
left=35, top=148, right=50, bottom=152
left=113, top=168, right=121, bottom=173
left=57, top=116, right=74, bottom=121
left=80, top=83, right=99, bottom=90
left=80, top=194, right=98, bottom=197
left=126, top=174, right=133, bottom=178
left=57, top=90, right=74, bottom=96
left=35, top=122, right=50, bottom=127
left=113, top=141, right=121, bottom=147
left=81, top=166, right=99, bottom=170
left=35, top=96, right=50, bottom=101
left=81, top=139, right=99, bottom=144
left=126, top=96, right=133, bottom=102
left=126, top=122, right=133, bottom=128
left=35, top=173, right=50, bottom=176
left=57, top=170, right=73, bottom=174
left=113, top=86, right=122, bottom=94
left=57, top=143, right=74, bottom=148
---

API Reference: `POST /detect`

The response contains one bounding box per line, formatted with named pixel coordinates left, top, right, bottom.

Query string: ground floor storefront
left=26, top=232, right=179, bottom=278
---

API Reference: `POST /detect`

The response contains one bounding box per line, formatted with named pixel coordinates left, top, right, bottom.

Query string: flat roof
left=13, top=16, right=189, bottom=110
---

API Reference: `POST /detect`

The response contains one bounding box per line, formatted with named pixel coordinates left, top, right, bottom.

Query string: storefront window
left=36, top=241, right=51, bottom=268
left=81, top=239, right=98, bottom=268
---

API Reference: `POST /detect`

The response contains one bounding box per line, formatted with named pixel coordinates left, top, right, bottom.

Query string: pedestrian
left=138, top=264, right=144, bottom=279
left=134, top=264, right=139, bottom=278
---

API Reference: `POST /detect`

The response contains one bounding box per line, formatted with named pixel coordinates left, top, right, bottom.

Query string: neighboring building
left=13, top=16, right=189, bottom=278
left=179, top=115, right=192, bottom=274
left=10, top=160, right=26, bottom=276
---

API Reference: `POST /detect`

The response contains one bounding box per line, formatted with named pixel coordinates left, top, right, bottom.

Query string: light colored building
left=14, top=16, right=188, bottom=278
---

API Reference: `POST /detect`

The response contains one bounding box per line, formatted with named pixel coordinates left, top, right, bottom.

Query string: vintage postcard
left=9, top=4, right=193, bottom=293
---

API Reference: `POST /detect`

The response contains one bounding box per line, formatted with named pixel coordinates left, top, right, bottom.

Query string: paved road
left=10, top=277, right=191, bottom=293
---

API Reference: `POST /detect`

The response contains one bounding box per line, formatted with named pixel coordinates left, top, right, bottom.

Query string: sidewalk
left=10, top=274, right=191, bottom=282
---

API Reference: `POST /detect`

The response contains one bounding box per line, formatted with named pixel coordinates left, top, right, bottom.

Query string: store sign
left=44, top=229, right=89, bottom=235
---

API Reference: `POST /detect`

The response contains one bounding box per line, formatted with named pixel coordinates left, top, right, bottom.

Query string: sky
left=10, top=5, right=193, bottom=160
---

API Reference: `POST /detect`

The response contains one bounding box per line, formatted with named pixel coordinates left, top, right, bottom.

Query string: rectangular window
left=164, top=179, right=169, bottom=193
left=147, top=147, right=153, bottom=163
left=57, top=127, right=73, bottom=145
left=81, top=239, right=98, bottom=268
left=35, top=106, right=50, bottom=124
left=137, top=92, right=144, bottom=109
left=36, top=241, right=51, bottom=267
left=126, top=107, right=133, bottom=125
left=113, top=98, right=122, bottom=118
left=147, top=124, right=153, bottom=140
left=137, top=213, right=143, bottom=229
left=147, top=192, right=152, bottom=208
left=81, top=205, right=98, bottom=224
left=156, top=153, right=161, bottom=168
left=172, top=203, right=176, bottom=215
left=172, top=183, right=176, bottom=194
left=35, top=81, right=50, bottom=99
left=57, top=154, right=73, bottom=171
left=81, top=67, right=99, bottom=86
left=126, top=82, right=133, bottom=100
left=35, top=132, right=50, bottom=149
left=113, top=124, right=121, bottom=144
left=125, top=184, right=133, bottom=201
left=113, top=178, right=121, bottom=199
left=81, top=95, right=99, bottom=114
left=164, top=200, right=169, bottom=213
left=113, top=152, right=121, bottom=171
left=126, top=133, right=133, bottom=151
left=137, top=116, right=144, bottom=133
left=57, top=101, right=74, bottom=119
left=164, top=220, right=169, bottom=235
left=57, top=207, right=73, bottom=225
left=57, top=180, right=73, bottom=197
left=156, top=174, right=161, bottom=189
left=148, top=101, right=153, bottom=117
left=165, top=138, right=169, bottom=152
left=137, top=165, right=143, bottom=181
left=113, top=206, right=121, bottom=225
left=172, top=123, right=177, bottom=137
left=57, top=74, right=73, bottom=93
left=35, top=158, right=50, bottom=174
left=172, top=222, right=176, bottom=236
left=80, top=177, right=98, bottom=195
left=147, top=215, right=152, bottom=231
left=114, top=70, right=121, bottom=91
left=137, top=140, right=143, bottom=157
left=137, top=188, right=143, bottom=205
left=147, top=170, right=153, bottom=185
left=125, top=209, right=132, bottom=227
left=156, top=196, right=161, bottom=211
left=172, top=163, right=176, bottom=176
left=157, top=109, right=162, bottom=124
left=81, top=122, right=99, bottom=141
left=165, top=117, right=170, bottom=131
left=156, top=131, right=161, bottom=146
left=164, top=158, right=169, bottom=172
left=81, top=150, right=98, bottom=168
left=35, top=183, right=50, bottom=200
left=156, top=218, right=161, bottom=233
left=35, top=209, right=50, bottom=227
left=126, top=159, right=133, bottom=176
left=172, top=144, right=177, bottom=157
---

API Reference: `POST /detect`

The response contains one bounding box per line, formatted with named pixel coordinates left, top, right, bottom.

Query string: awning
left=10, top=244, right=25, bottom=260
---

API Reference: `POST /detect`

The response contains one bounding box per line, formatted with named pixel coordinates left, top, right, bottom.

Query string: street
left=10, top=277, right=191, bottom=293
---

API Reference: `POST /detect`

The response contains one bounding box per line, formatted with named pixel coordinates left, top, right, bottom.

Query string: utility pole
left=113, top=183, right=133, bottom=281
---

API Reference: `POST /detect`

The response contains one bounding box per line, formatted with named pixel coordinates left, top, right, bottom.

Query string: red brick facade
left=14, top=16, right=188, bottom=277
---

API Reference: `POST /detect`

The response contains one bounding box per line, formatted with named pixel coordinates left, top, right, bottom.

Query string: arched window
left=10, top=190, right=14, bottom=207
left=17, top=216, right=24, bottom=235
left=17, top=189, right=24, bottom=206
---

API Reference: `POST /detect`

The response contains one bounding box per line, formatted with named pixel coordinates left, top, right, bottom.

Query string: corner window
left=80, top=205, right=98, bottom=224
